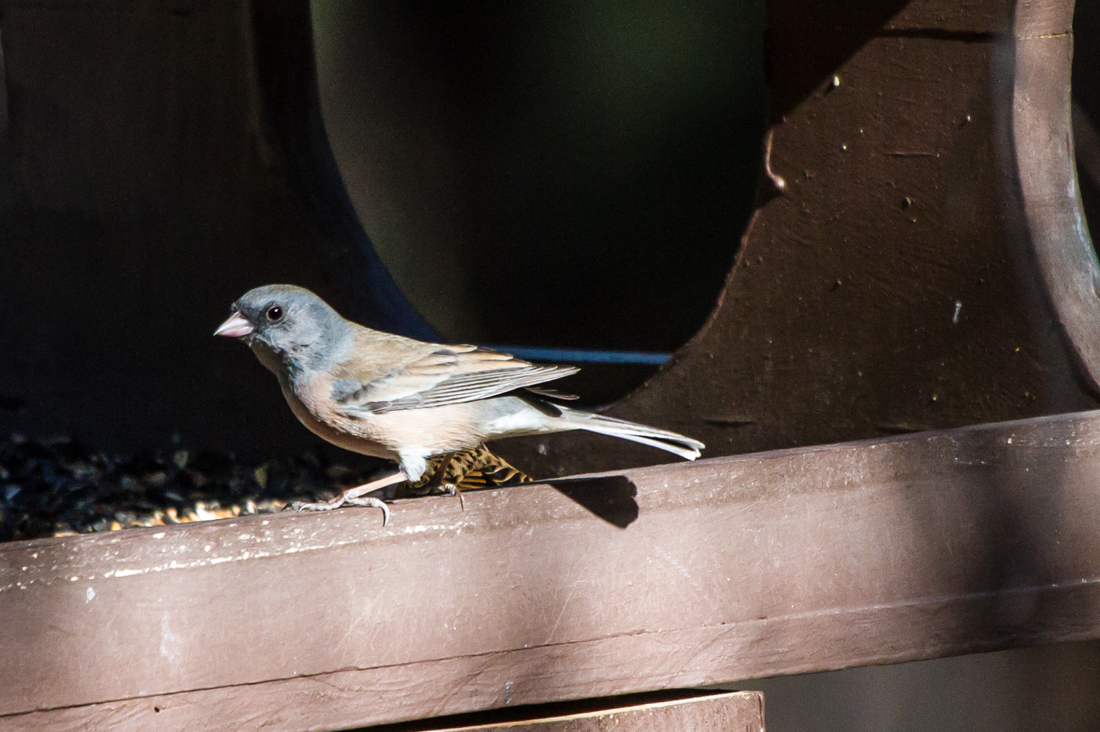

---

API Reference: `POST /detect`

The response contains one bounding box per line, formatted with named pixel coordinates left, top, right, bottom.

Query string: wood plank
left=1012, top=26, right=1100, bottom=389
left=6, top=409, right=1100, bottom=729
left=424, top=691, right=763, bottom=731
left=3, top=690, right=764, bottom=732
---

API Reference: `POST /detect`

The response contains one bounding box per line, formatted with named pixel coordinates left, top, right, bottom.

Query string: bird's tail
left=558, top=407, right=704, bottom=461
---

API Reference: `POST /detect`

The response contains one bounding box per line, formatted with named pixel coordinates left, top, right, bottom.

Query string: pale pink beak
left=214, top=312, right=254, bottom=338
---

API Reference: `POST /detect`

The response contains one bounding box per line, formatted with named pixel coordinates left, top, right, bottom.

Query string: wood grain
left=1013, top=18, right=1100, bottom=390
left=6, top=409, right=1100, bottom=729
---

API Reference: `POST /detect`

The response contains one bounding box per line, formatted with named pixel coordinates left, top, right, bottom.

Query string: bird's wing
left=332, top=345, right=579, bottom=415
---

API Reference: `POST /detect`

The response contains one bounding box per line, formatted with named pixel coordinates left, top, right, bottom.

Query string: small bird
left=215, top=285, right=704, bottom=524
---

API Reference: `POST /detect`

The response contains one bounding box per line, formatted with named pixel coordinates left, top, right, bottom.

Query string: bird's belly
left=365, top=405, right=487, bottom=455
left=281, top=385, right=396, bottom=460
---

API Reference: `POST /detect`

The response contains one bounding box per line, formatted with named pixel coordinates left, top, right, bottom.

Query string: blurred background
left=311, top=0, right=763, bottom=352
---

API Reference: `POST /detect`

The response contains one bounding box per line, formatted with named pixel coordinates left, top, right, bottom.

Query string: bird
left=214, top=285, right=704, bottom=525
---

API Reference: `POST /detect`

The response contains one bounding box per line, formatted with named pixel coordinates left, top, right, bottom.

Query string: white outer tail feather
left=558, top=408, right=703, bottom=461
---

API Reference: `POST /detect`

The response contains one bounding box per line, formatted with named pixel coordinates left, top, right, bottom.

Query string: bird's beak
left=214, top=312, right=254, bottom=338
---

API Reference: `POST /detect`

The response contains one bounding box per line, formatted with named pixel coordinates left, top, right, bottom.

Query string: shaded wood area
left=6, top=409, right=1100, bottom=730
left=500, top=0, right=1100, bottom=478
left=1013, top=1, right=1100, bottom=390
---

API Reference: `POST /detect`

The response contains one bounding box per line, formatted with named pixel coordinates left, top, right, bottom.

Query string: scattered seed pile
left=0, top=434, right=387, bottom=542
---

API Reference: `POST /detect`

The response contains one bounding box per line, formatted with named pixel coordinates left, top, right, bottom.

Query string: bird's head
left=215, top=285, right=350, bottom=376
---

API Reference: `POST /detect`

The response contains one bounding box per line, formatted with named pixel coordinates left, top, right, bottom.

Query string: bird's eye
left=266, top=305, right=284, bottom=323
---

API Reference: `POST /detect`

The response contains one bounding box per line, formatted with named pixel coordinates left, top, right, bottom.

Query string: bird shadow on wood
left=546, top=475, right=639, bottom=529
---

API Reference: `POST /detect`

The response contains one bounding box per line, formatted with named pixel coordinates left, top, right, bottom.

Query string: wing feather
left=332, top=346, right=579, bottom=415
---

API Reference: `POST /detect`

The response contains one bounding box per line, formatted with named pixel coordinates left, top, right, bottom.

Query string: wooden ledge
left=6, top=409, right=1100, bottom=730
left=417, top=691, right=764, bottom=731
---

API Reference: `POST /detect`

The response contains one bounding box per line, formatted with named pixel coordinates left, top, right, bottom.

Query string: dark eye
left=266, top=305, right=284, bottom=323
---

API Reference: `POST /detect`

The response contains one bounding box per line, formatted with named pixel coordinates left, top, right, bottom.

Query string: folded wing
left=332, top=345, right=579, bottom=415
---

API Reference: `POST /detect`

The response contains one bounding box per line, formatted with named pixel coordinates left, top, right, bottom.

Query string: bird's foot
left=344, top=496, right=391, bottom=526
left=400, top=455, right=452, bottom=497
left=290, top=494, right=390, bottom=526
left=289, top=471, right=406, bottom=526
left=440, top=483, right=465, bottom=511
left=290, top=496, right=346, bottom=512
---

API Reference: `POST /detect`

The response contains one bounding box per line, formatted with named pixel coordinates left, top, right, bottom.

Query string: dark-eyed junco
left=215, top=285, right=704, bottom=524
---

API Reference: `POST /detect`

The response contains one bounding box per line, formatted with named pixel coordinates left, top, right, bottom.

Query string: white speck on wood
left=160, top=612, right=181, bottom=664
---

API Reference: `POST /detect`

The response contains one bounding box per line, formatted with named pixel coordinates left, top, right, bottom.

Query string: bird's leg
left=401, top=454, right=453, bottom=498
left=435, top=459, right=467, bottom=511
left=438, top=450, right=488, bottom=511
left=403, top=451, right=466, bottom=508
left=290, top=471, right=408, bottom=526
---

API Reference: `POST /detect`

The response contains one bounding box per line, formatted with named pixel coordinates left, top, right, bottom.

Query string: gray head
left=214, top=285, right=351, bottom=376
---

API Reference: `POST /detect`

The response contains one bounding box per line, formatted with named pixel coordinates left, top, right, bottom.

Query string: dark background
left=0, top=0, right=763, bottom=453
left=311, top=0, right=764, bottom=351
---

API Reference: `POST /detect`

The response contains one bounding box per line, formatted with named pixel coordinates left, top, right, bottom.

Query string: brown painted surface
left=422, top=692, right=763, bottom=732
left=1013, top=10, right=1100, bottom=390
left=498, top=0, right=1099, bottom=478
left=5, top=409, right=1100, bottom=730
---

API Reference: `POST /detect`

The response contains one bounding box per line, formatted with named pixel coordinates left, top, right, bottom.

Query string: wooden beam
left=1012, top=2, right=1100, bottom=390
left=6, top=409, right=1100, bottom=730
left=412, top=691, right=764, bottom=732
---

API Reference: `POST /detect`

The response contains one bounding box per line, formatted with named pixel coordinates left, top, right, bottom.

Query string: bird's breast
left=286, top=375, right=501, bottom=460
left=281, top=377, right=395, bottom=460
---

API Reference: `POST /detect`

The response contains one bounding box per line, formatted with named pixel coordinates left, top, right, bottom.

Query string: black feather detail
left=514, top=392, right=563, bottom=418
left=525, top=386, right=580, bottom=401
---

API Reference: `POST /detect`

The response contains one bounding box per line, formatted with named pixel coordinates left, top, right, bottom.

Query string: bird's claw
left=345, top=496, right=391, bottom=526
left=289, top=495, right=390, bottom=526
left=440, top=483, right=465, bottom=511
